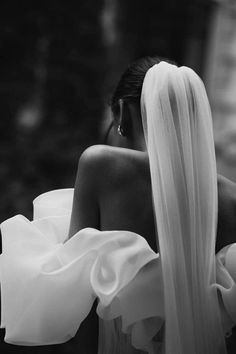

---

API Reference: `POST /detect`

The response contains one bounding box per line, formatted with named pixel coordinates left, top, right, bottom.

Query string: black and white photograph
left=0, top=1, right=236, bottom=353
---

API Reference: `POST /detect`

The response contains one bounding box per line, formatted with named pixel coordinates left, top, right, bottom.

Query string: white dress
left=0, top=189, right=236, bottom=353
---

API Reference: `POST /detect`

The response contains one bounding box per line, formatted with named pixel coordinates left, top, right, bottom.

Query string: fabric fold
left=0, top=189, right=236, bottom=352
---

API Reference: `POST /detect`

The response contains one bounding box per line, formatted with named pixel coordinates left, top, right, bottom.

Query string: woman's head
left=111, top=56, right=176, bottom=116
left=104, top=56, right=176, bottom=149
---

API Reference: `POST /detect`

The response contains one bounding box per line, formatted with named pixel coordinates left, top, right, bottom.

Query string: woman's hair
left=111, top=56, right=176, bottom=115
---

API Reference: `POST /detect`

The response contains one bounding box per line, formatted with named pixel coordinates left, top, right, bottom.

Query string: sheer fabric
left=0, top=189, right=236, bottom=352
left=0, top=190, right=160, bottom=350
left=141, top=62, right=227, bottom=353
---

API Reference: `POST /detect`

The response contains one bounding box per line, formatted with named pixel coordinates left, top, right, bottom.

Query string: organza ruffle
left=0, top=189, right=235, bottom=352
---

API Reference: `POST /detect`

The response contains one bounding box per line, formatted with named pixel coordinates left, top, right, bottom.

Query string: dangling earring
left=117, top=99, right=126, bottom=136
left=118, top=125, right=125, bottom=136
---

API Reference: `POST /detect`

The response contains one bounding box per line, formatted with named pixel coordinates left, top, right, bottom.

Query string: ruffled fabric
left=0, top=189, right=236, bottom=352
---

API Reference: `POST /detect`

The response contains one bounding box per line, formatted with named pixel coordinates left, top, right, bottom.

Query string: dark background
left=0, top=0, right=213, bottom=222
left=0, top=1, right=236, bottom=353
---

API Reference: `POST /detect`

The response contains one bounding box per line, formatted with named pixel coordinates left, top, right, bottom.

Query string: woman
left=69, top=57, right=236, bottom=353
left=1, top=57, right=236, bottom=354
left=70, top=56, right=236, bottom=252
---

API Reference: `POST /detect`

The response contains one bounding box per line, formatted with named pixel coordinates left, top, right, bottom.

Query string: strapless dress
left=0, top=189, right=236, bottom=353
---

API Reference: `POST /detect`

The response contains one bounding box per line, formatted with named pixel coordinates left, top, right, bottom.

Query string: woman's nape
left=108, top=99, right=146, bottom=151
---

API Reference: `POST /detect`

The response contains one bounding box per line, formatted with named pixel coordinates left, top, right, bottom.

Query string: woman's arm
left=68, top=147, right=105, bottom=353
left=68, top=146, right=100, bottom=238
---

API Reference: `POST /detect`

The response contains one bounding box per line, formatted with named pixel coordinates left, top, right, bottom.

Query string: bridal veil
left=141, top=62, right=227, bottom=353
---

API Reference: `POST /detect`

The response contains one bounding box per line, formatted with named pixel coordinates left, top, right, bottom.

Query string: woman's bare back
left=71, top=144, right=236, bottom=253
left=97, top=145, right=157, bottom=251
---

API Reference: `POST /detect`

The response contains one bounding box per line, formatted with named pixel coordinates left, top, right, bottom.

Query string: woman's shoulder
left=218, top=174, right=236, bottom=204
left=217, top=174, right=236, bottom=251
left=217, top=174, right=236, bottom=220
left=79, top=144, right=146, bottom=163
left=78, top=145, right=148, bottom=181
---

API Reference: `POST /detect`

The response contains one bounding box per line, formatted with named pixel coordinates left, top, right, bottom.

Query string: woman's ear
left=119, top=99, right=132, bottom=137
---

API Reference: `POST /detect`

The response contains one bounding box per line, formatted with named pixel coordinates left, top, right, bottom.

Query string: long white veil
left=141, top=62, right=227, bottom=354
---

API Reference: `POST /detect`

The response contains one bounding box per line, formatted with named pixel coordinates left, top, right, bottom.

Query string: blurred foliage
left=0, top=0, right=213, bottom=222
left=0, top=0, right=107, bottom=221
left=204, top=1, right=236, bottom=182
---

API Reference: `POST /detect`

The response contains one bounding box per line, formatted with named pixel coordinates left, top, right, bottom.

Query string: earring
left=118, top=125, right=125, bottom=136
